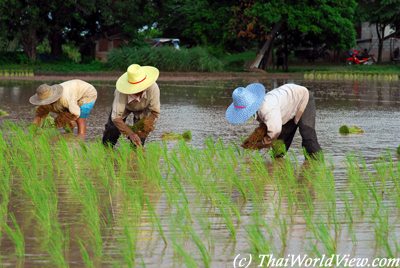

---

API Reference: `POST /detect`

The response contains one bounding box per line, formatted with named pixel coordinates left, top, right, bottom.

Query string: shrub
left=0, top=52, right=29, bottom=64
left=107, top=46, right=224, bottom=72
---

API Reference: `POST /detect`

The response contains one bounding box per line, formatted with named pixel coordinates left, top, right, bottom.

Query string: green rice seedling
left=315, top=223, right=336, bottom=256
left=397, top=145, right=400, bottom=156
left=78, top=239, right=94, bottom=268
left=80, top=176, right=104, bottom=258
left=41, top=114, right=56, bottom=128
left=121, top=214, right=138, bottom=268
left=343, top=195, right=356, bottom=244
left=144, top=196, right=167, bottom=245
left=171, top=240, right=198, bottom=267
left=0, top=138, right=11, bottom=234
left=213, top=192, right=238, bottom=239
left=48, top=222, right=68, bottom=268
left=128, top=118, right=145, bottom=132
left=3, top=214, right=25, bottom=258
left=346, top=155, right=370, bottom=216
left=277, top=214, right=288, bottom=253
left=272, top=155, right=300, bottom=216
left=136, top=142, right=163, bottom=188
left=245, top=211, right=273, bottom=255
left=372, top=209, right=394, bottom=257
left=269, top=139, right=286, bottom=158
left=162, top=130, right=192, bottom=141
left=186, top=223, right=211, bottom=268
left=339, top=125, right=364, bottom=134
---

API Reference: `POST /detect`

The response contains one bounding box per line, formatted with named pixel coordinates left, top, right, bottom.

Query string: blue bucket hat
left=225, top=83, right=266, bottom=125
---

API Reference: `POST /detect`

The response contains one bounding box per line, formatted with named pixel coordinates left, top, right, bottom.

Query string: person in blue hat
left=226, top=83, right=322, bottom=158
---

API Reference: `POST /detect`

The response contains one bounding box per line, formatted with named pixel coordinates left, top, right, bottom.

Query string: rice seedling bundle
left=0, top=109, right=9, bottom=117
left=339, top=125, right=364, bottom=134
left=161, top=130, right=192, bottom=141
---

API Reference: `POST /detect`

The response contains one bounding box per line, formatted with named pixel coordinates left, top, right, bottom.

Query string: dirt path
left=0, top=71, right=303, bottom=82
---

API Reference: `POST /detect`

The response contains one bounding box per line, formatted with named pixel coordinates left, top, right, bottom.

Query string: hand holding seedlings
left=241, top=123, right=270, bottom=149
left=102, top=64, right=160, bottom=148
left=128, top=132, right=142, bottom=147
left=226, top=83, right=322, bottom=158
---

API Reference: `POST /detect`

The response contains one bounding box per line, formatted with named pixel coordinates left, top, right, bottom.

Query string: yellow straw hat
left=116, top=64, right=159, bottom=94
left=29, top=84, right=63, bottom=105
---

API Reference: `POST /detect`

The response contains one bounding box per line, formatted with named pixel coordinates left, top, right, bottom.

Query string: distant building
left=356, top=22, right=400, bottom=62
left=94, top=33, right=128, bottom=62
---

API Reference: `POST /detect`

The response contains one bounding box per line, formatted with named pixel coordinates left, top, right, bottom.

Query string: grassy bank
left=0, top=52, right=399, bottom=75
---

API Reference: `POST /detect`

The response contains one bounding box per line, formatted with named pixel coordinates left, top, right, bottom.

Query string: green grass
left=221, top=50, right=256, bottom=71
left=108, top=46, right=223, bottom=72
left=0, top=121, right=399, bottom=266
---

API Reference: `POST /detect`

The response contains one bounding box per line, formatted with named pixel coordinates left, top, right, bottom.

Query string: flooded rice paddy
left=0, top=78, right=399, bottom=267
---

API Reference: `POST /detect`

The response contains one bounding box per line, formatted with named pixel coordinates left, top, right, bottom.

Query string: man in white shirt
left=102, top=64, right=160, bottom=148
left=226, top=83, right=322, bottom=158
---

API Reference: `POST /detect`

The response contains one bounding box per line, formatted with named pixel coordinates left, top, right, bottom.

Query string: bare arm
left=33, top=105, right=51, bottom=126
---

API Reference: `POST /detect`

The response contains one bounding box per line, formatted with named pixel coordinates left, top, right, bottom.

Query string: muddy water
left=1, top=79, right=399, bottom=162
left=0, top=78, right=399, bottom=267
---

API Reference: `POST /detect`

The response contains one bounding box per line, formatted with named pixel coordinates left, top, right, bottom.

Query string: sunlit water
left=0, top=78, right=399, bottom=267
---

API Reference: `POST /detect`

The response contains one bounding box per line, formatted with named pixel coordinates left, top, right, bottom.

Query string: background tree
left=0, top=0, right=159, bottom=61
left=230, top=0, right=357, bottom=69
left=358, top=0, right=400, bottom=63
left=0, top=0, right=47, bottom=60
left=156, top=0, right=235, bottom=48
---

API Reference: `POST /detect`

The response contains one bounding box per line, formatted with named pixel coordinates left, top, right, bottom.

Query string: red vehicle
left=346, top=49, right=375, bottom=65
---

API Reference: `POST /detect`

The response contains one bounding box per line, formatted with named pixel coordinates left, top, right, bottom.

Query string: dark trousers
left=102, top=112, right=146, bottom=148
left=277, top=94, right=322, bottom=157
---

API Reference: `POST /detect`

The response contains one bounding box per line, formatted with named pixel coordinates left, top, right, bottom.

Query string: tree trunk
left=376, top=23, right=385, bottom=63
left=249, top=22, right=282, bottom=69
left=49, top=30, right=63, bottom=57
left=283, top=30, right=288, bottom=72
left=21, top=28, right=38, bottom=61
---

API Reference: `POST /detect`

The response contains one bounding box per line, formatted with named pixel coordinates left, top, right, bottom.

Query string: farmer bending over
left=225, top=83, right=322, bottom=158
left=102, top=64, right=160, bottom=148
left=29, top=79, right=97, bottom=138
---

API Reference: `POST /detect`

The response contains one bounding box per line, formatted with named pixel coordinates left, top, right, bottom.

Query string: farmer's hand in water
left=128, top=133, right=142, bottom=147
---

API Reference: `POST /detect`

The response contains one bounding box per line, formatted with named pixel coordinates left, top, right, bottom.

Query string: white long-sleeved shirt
left=257, top=84, right=309, bottom=140
left=58, top=79, right=97, bottom=117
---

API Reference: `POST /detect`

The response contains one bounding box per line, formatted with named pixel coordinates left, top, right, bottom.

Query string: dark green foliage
left=0, top=52, right=29, bottom=64
left=339, top=125, right=350, bottom=134
left=108, top=46, right=223, bottom=72
left=182, top=131, right=192, bottom=141
left=397, top=145, right=400, bottom=156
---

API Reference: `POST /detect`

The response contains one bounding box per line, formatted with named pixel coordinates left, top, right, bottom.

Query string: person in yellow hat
left=29, top=79, right=97, bottom=138
left=102, top=64, right=160, bottom=148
